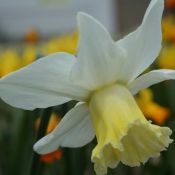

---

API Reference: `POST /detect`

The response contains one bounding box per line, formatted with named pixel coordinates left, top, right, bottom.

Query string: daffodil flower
left=0, top=0, right=175, bottom=174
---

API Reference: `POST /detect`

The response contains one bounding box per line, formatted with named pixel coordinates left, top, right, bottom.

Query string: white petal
left=116, top=0, right=164, bottom=82
left=128, top=69, right=175, bottom=95
left=34, top=103, right=95, bottom=154
left=0, top=53, right=90, bottom=110
left=71, top=12, right=126, bottom=90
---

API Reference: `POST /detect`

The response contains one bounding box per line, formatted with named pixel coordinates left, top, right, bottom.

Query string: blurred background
left=0, top=0, right=175, bottom=175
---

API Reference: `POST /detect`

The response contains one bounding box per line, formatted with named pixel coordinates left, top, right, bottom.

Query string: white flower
left=0, top=0, right=174, bottom=174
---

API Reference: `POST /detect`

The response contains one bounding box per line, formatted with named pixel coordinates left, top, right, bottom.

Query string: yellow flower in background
left=136, top=89, right=170, bottom=125
left=35, top=113, right=61, bottom=134
left=162, top=15, right=175, bottom=43
left=0, top=49, right=21, bottom=77
left=157, top=45, right=175, bottom=69
left=46, top=113, right=61, bottom=133
left=41, top=32, right=78, bottom=55
left=0, top=48, right=37, bottom=77
left=35, top=113, right=62, bottom=164
left=21, top=45, right=37, bottom=66
left=0, top=32, right=78, bottom=78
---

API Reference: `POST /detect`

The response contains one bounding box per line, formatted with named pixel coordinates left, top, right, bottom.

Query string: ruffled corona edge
left=91, top=119, right=172, bottom=175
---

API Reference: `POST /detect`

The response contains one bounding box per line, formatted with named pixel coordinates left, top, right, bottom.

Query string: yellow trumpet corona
left=89, top=84, right=172, bottom=175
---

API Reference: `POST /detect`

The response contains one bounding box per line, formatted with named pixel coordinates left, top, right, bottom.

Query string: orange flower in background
left=40, top=149, right=62, bottom=164
left=36, top=113, right=62, bottom=163
left=165, top=0, right=175, bottom=8
left=24, top=29, right=39, bottom=44
left=136, top=89, right=170, bottom=125
left=162, top=15, right=175, bottom=43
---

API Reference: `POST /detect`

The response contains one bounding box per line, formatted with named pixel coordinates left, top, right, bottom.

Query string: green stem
left=64, top=148, right=72, bottom=175
left=30, top=107, right=53, bottom=175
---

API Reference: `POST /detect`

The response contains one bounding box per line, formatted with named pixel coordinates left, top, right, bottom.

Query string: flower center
left=89, top=83, right=146, bottom=140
